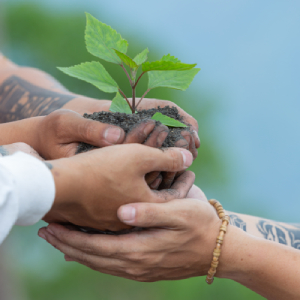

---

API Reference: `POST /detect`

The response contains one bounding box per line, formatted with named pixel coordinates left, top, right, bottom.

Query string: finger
left=118, top=198, right=192, bottom=228
left=155, top=170, right=195, bottom=201
left=124, top=120, right=156, bottom=144
left=39, top=224, right=132, bottom=257
left=137, top=146, right=193, bottom=174
left=145, top=171, right=160, bottom=185
left=192, top=130, right=200, bottom=148
left=143, top=124, right=169, bottom=148
left=59, top=110, right=126, bottom=147
left=149, top=173, right=162, bottom=190
left=158, top=172, right=176, bottom=190
left=180, top=131, right=198, bottom=159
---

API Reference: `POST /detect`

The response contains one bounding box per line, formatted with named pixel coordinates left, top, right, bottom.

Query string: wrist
left=216, top=225, right=255, bottom=280
left=44, top=158, right=83, bottom=222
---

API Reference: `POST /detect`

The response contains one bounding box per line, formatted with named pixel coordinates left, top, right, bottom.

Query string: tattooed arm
left=226, top=212, right=300, bottom=249
left=0, top=54, right=111, bottom=122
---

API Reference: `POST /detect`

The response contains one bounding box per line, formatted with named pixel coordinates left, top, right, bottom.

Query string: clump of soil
left=77, top=106, right=190, bottom=153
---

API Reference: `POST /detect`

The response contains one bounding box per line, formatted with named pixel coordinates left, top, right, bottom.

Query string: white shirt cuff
left=0, top=152, right=55, bottom=226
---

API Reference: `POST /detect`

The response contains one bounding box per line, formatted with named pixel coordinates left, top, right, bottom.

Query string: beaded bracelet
left=206, top=199, right=230, bottom=284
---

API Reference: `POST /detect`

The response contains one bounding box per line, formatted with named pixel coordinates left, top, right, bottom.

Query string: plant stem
left=132, top=86, right=136, bottom=113
left=120, top=64, right=133, bottom=86
left=135, top=89, right=151, bottom=109
left=118, top=88, right=133, bottom=111
left=134, top=71, right=145, bottom=88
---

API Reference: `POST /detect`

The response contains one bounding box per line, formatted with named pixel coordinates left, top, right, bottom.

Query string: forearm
left=219, top=226, right=300, bottom=299
left=0, top=117, right=42, bottom=149
left=226, top=210, right=300, bottom=249
left=0, top=55, right=110, bottom=122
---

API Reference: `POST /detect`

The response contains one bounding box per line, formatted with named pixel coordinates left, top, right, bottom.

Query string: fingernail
left=104, top=127, right=122, bottom=144
left=46, top=227, right=54, bottom=235
left=180, top=149, right=193, bottom=168
left=38, top=231, right=46, bottom=240
left=144, top=121, right=155, bottom=135
left=193, top=130, right=200, bottom=143
left=119, top=205, right=136, bottom=223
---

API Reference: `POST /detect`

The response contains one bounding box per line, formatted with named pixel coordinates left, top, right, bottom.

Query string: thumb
left=65, top=111, right=125, bottom=147
left=117, top=200, right=185, bottom=228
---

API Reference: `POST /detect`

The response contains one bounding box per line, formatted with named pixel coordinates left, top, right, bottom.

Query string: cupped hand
left=62, top=97, right=200, bottom=189
left=38, top=192, right=222, bottom=281
left=34, top=109, right=126, bottom=159
left=43, top=144, right=195, bottom=231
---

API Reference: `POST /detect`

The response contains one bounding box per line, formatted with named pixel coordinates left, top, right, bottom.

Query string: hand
left=63, top=96, right=200, bottom=156
left=63, top=96, right=200, bottom=189
left=39, top=192, right=223, bottom=281
left=0, top=142, right=43, bottom=160
left=34, top=109, right=126, bottom=159
left=43, top=144, right=195, bottom=231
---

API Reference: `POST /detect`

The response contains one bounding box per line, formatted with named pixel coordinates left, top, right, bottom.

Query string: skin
left=39, top=185, right=300, bottom=299
left=43, top=144, right=195, bottom=231
left=0, top=54, right=200, bottom=188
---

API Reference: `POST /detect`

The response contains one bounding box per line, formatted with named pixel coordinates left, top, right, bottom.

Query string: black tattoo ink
left=257, top=220, right=300, bottom=249
left=229, top=214, right=247, bottom=231
left=44, top=162, right=53, bottom=170
left=0, top=146, right=8, bottom=156
left=0, top=76, right=75, bottom=122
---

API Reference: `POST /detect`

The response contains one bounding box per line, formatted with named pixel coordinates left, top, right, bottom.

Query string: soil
left=76, top=106, right=190, bottom=153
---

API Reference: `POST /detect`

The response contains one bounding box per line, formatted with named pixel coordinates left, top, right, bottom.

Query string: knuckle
left=81, top=121, right=97, bottom=142
left=168, top=150, right=181, bottom=171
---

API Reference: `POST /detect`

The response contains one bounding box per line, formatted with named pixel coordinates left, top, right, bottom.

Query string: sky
left=2, top=0, right=300, bottom=221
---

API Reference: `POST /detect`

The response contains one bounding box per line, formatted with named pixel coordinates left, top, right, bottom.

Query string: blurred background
left=0, top=0, right=300, bottom=299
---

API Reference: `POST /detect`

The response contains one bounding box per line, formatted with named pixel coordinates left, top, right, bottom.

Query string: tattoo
left=0, top=146, right=8, bottom=157
left=229, top=214, right=247, bottom=231
left=257, top=220, right=300, bottom=249
left=44, top=162, right=53, bottom=170
left=0, top=76, right=75, bottom=122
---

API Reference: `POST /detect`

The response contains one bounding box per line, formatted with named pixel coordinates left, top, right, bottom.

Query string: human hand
left=33, top=109, right=127, bottom=159
left=63, top=96, right=200, bottom=157
left=39, top=194, right=224, bottom=281
left=0, top=142, right=43, bottom=160
left=43, top=144, right=195, bottom=231
left=63, top=96, right=199, bottom=189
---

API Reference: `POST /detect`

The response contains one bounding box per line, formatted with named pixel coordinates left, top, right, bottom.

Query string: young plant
left=58, top=13, right=200, bottom=127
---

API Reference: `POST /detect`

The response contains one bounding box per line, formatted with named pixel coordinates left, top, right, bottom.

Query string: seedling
left=58, top=13, right=200, bottom=127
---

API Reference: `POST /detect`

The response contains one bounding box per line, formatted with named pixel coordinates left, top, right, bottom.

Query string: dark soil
left=77, top=106, right=190, bottom=153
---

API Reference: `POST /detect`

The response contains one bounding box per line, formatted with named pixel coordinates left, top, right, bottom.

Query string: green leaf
left=133, top=48, right=149, bottom=65
left=147, top=68, right=200, bottom=91
left=161, top=54, right=180, bottom=63
left=114, top=49, right=138, bottom=69
left=109, top=92, right=132, bottom=114
left=151, top=112, right=187, bottom=127
left=85, top=13, right=128, bottom=64
left=58, top=61, right=118, bottom=93
left=142, top=54, right=196, bottom=72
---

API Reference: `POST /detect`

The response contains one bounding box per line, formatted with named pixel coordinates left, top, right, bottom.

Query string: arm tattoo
left=257, top=220, right=300, bottom=249
left=0, top=146, right=8, bottom=157
left=229, top=214, right=247, bottom=232
left=0, top=76, right=75, bottom=122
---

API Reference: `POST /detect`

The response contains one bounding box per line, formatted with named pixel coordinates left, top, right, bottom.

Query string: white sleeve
left=0, top=152, right=55, bottom=245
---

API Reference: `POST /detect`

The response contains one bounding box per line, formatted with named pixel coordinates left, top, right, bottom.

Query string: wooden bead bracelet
left=206, top=199, right=230, bottom=284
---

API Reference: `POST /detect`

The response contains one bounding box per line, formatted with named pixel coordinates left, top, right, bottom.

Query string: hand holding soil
left=43, top=144, right=195, bottom=231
